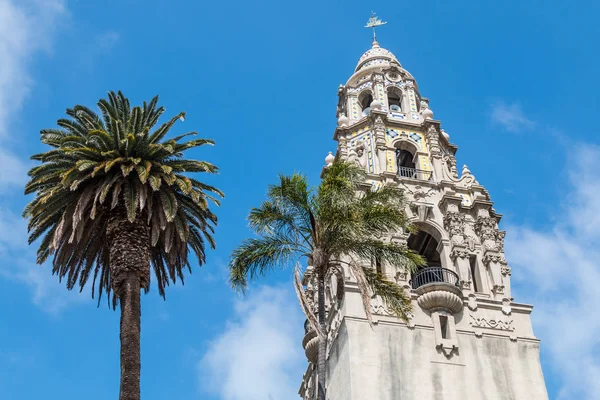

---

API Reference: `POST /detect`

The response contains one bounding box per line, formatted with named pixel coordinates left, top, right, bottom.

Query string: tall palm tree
left=229, top=161, right=424, bottom=400
left=23, top=91, right=223, bottom=400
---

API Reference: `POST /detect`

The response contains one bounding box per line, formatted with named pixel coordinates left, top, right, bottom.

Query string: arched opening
left=408, top=229, right=460, bottom=289
left=358, top=91, right=373, bottom=116
left=407, top=230, right=441, bottom=269
left=387, top=87, right=402, bottom=112
left=396, top=149, right=416, bottom=178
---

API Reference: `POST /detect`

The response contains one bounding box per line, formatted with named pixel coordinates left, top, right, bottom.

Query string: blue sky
left=1, top=0, right=599, bottom=399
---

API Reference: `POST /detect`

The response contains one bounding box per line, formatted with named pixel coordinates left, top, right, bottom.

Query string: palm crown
left=24, top=91, right=223, bottom=305
left=230, top=161, right=424, bottom=324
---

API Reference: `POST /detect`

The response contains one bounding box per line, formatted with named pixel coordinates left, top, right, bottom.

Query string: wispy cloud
left=199, top=286, right=305, bottom=400
left=490, top=101, right=535, bottom=132
left=0, top=207, right=88, bottom=314
left=0, top=0, right=67, bottom=136
left=0, top=0, right=67, bottom=189
left=505, top=144, right=600, bottom=399
left=0, top=0, right=88, bottom=314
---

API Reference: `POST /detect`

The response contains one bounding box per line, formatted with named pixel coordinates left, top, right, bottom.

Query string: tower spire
left=364, top=11, right=387, bottom=46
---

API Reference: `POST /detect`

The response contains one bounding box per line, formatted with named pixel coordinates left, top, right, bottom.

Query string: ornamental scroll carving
left=443, top=154, right=458, bottom=178
left=469, top=314, right=514, bottom=331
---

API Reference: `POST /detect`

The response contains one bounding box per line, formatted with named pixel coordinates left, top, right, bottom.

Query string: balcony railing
left=397, top=166, right=432, bottom=181
left=410, top=267, right=460, bottom=290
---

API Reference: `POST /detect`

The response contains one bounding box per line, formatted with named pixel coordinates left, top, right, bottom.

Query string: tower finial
left=365, top=12, right=387, bottom=46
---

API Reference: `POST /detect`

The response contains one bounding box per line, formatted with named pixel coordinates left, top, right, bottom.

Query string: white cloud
left=199, top=286, right=306, bottom=400
left=0, top=0, right=88, bottom=314
left=0, top=0, right=67, bottom=136
left=0, top=0, right=67, bottom=190
left=490, top=101, right=535, bottom=132
left=0, top=148, right=29, bottom=192
left=505, top=144, right=600, bottom=399
left=0, top=207, right=88, bottom=314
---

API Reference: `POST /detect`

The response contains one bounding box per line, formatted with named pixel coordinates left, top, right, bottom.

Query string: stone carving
left=373, top=115, right=386, bottom=133
left=496, top=231, right=506, bottom=252
left=349, top=141, right=367, bottom=168
left=475, top=216, right=505, bottom=251
left=469, top=314, right=514, bottom=331
left=450, top=247, right=469, bottom=261
left=371, top=295, right=392, bottom=316
left=501, top=266, right=512, bottom=276
left=410, top=203, right=433, bottom=222
left=467, top=294, right=478, bottom=311
left=475, top=216, right=496, bottom=240
left=338, top=136, right=349, bottom=158
left=417, top=290, right=463, bottom=314
left=395, top=270, right=409, bottom=282
left=425, top=124, right=442, bottom=155
left=326, top=307, right=343, bottom=358
left=302, top=329, right=319, bottom=364
left=402, top=184, right=436, bottom=201
left=482, top=253, right=507, bottom=266
left=493, top=285, right=505, bottom=296
left=502, top=298, right=512, bottom=316
left=406, top=312, right=416, bottom=329
left=444, top=211, right=465, bottom=244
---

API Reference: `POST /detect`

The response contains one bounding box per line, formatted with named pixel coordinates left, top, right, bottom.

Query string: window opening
left=359, top=92, right=373, bottom=116
left=440, top=315, right=450, bottom=339
left=387, top=87, right=402, bottom=112
left=469, top=255, right=479, bottom=292
left=375, top=257, right=382, bottom=274
left=396, top=149, right=416, bottom=178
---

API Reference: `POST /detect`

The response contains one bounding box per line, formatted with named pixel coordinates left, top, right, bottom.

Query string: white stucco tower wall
left=298, top=39, right=549, bottom=400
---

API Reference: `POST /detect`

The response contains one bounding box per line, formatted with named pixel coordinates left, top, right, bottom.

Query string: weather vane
left=365, top=12, right=387, bottom=42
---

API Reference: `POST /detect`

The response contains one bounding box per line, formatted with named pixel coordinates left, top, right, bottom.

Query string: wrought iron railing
left=410, top=267, right=460, bottom=289
left=398, top=166, right=432, bottom=181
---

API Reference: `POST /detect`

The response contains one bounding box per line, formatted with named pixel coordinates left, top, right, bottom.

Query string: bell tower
left=299, top=16, right=549, bottom=400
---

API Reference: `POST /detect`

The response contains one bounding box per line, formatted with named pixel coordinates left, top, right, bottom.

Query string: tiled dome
left=355, top=41, right=400, bottom=72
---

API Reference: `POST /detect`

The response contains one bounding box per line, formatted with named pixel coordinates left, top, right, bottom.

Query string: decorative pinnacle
left=364, top=12, right=387, bottom=44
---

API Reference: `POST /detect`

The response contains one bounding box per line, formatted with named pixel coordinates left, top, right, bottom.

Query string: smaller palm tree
left=229, top=160, right=424, bottom=400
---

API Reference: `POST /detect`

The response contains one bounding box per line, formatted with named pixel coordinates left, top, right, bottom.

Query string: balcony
left=411, top=267, right=460, bottom=290
left=398, top=166, right=432, bottom=181
left=411, top=267, right=463, bottom=314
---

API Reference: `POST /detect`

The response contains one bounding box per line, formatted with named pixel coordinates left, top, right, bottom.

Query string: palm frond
left=24, top=91, right=223, bottom=306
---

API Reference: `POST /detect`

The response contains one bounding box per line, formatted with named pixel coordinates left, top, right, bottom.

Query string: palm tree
left=23, top=91, right=223, bottom=400
left=229, top=161, right=424, bottom=400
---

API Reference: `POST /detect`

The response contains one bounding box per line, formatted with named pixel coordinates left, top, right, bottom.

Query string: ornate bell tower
left=299, top=15, right=549, bottom=400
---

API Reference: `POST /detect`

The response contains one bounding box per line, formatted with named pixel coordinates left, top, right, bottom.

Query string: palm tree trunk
left=317, top=272, right=327, bottom=400
left=118, top=274, right=141, bottom=400
left=108, top=212, right=150, bottom=400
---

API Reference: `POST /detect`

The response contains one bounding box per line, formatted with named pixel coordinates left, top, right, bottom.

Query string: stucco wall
left=327, top=318, right=548, bottom=400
